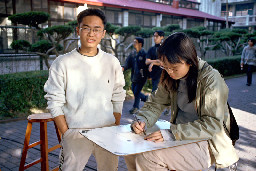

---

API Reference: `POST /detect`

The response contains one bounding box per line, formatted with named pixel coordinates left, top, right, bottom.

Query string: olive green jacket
left=137, top=58, right=239, bottom=168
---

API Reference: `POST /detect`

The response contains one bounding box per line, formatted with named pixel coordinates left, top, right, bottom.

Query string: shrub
left=0, top=71, right=48, bottom=118
left=0, top=56, right=243, bottom=118
left=10, top=40, right=31, bottom=51
left=206, top=56, right=242, bottom=77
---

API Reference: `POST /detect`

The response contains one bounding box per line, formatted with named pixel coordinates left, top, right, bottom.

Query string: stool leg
left=40, top=122, right=49, bottom=171
left=19, top=121, right=32, bottom=171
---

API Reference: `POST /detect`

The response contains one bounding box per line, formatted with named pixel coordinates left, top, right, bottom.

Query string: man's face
left=76, top=15, right=106, bottom=49
left=133, top=39, right=141, bottom=52
left=248, top=40, right=254, bottom=47
left=154, top=32, right=164, bottom=44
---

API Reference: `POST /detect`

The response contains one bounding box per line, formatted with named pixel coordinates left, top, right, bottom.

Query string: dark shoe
left=129, top=108, right=139, bottom=114
left=246, top=83, right=251, bottom=86
left=142, top=95, right=148, bottom=102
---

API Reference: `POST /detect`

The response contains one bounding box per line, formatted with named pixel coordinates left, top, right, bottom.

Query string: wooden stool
left=19, top=113, right=61, bottom=171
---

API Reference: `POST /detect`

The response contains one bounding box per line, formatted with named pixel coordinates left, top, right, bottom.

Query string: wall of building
left=199, top=0, right=222, bottom=17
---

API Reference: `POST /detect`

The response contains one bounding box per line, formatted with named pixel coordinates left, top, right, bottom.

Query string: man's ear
left=76, top=27, right=80, bottom=36
left=101, top=30, right=106, bottom=39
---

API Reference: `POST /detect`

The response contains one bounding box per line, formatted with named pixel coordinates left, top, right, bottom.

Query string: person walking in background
left=44, top=8, right=126, bottom=171
left=123, top=37, right=148, bottom=114
left=146, top=30, right=170, bottom=115
left=146, top=30, right=165, bottom=92
left=125, top=32, right=239, bottom=171
left=241, top=38, right=256, bottom=86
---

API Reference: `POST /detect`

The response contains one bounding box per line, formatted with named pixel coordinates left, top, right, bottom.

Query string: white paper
left=80, top=120, right=202, bottom=156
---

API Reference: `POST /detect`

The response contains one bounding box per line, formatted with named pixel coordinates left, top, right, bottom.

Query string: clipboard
left=79, top=120, right=203, bottom=156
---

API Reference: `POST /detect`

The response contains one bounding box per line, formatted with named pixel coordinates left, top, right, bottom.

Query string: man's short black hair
left=77, top=8, right=107, bottom=28
left=155, top=30, right=165, bottom=37
left=249, top=38, right=255, bottom=45
left=135, top=37, right=144, bottom=47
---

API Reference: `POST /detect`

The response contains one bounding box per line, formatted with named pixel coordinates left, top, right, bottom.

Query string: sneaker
left=246, top=83, right=251, bottom=86
left=129, top=108, right=139, bottom=114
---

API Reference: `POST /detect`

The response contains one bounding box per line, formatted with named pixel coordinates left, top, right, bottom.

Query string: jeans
left=131, top=80, right=147, bottom=109
left=246, top=64, right=255, bottom=84
left=151, top=78, right=160, bottom=93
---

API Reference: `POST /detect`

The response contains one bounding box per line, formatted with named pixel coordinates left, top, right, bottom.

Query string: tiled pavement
left=0, top=73, right=255, bottom=171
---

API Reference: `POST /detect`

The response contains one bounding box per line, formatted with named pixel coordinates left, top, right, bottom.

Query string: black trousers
left=245, top=64, right=255, bottom=84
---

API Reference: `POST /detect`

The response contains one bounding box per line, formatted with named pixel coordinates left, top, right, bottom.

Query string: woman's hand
left=144, top=130, right=164, bottom=142
left=132, top=121, right=146, bottom=134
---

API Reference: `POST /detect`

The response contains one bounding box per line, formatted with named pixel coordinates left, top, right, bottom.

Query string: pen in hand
left=133, top=114, right=146, bottom=135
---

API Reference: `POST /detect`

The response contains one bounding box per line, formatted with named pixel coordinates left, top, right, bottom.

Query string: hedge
left=0, top=71, right=48, bottom=118
left=0, top=56, right=244, bottom=118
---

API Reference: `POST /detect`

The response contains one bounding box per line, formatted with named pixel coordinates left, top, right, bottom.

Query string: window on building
left=187, top=18, right=203, bottom=29
left=105, top=10, right=122, bottom=25
left=235, top=3, right=254, bottom=16
left=0, top=0, right=13, bottom=15
left=64, top=3, right=76, bottom=20
left=161, top=16, right=172, bottom=26
left=207, top=21, right=219, bottom=31
left=129, top=13, right=143, bottom=26
left=221, top=5, right=233, bottom=17
left=144, top=15, right=151, bottom=26
left=50, top=1, right=62, bottom=19
left=16, top=0, right=32, bottom=13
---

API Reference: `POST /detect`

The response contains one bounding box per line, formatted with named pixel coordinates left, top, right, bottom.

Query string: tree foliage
left=10, top=40, right=31, bottom=51
left=211, top=29, right=245, bottom=56
left=8, top=11, right=50, bottom=29
left=136, top=28, right=154, bottom=38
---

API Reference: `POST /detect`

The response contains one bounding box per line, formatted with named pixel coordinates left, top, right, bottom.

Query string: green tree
left=211, top=28, right=247, bottom=56
left=182, top=26, right=214, bottom=58
left=104, top=23, right=151, bottom=61
left=35, top=25, right=73, bottom=69
left=8, top=11, right=50, bottom=29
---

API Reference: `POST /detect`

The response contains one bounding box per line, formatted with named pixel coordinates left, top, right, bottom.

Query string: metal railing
left=228, top=15, right=256, bottom=27
left=0, top=25, right=38, bottom=53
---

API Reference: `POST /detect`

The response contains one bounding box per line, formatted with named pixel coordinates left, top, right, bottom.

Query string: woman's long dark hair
left=158, top=32, right=199, bottom=102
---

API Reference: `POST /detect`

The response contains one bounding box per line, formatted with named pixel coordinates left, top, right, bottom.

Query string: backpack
left=224, top=102, right=239, bottom=146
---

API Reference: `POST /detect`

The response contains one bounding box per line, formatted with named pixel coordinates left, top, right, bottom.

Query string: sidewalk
left=0, top=74, right=255, bottom=171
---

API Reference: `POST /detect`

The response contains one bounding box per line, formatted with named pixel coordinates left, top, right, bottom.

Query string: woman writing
left=125, top=32, right=239, bottom=171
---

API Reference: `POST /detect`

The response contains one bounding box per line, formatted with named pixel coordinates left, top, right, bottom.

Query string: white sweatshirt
left=44, top=49, right=126, bottom=129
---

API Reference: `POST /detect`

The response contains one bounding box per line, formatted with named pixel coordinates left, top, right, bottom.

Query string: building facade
left=221, top=0, right=256, bottom=32
left=0, top=0, right=228, bottom=52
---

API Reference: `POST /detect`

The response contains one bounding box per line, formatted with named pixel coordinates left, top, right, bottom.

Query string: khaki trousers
left=125, top=140, right=211, bottom=171
left=59, top=129, right=118, bottom=171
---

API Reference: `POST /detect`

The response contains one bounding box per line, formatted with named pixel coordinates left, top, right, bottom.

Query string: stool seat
left=19, top=113, right=61, bottom=171
left=27, top=113, right=54, bottom=122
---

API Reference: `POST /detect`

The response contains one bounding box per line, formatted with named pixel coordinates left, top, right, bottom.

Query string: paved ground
left=0, top=73, right=255, bottom=171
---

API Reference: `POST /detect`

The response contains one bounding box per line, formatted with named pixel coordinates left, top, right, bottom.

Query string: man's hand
left=144, top=130, right=164, bottom=142
left=148, top=63, right=154, bottom=72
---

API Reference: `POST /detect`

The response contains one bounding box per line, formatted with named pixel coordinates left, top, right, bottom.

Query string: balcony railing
left=228, top=15, right=256, bottom=27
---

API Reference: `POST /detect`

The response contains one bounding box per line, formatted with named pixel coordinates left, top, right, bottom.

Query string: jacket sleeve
left=123, top=54, right=132, bottom=71
left=241, top=47, right=246, bottom=64
left=171, top=71, right=229, bottom=141
left=112, top=59, right=126, bottom=114
left=146, top=47, right=152, bottom=59
left=44, top=60, right=66, bottom=118
left=137, top=85, right=171, bottom=128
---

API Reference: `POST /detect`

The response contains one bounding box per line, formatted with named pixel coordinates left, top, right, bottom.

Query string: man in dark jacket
left=146, top=30, right=164, bottom=92
left=146, top=31, right=170, bottom=115
left=123, top=37, right=148, bottom=114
